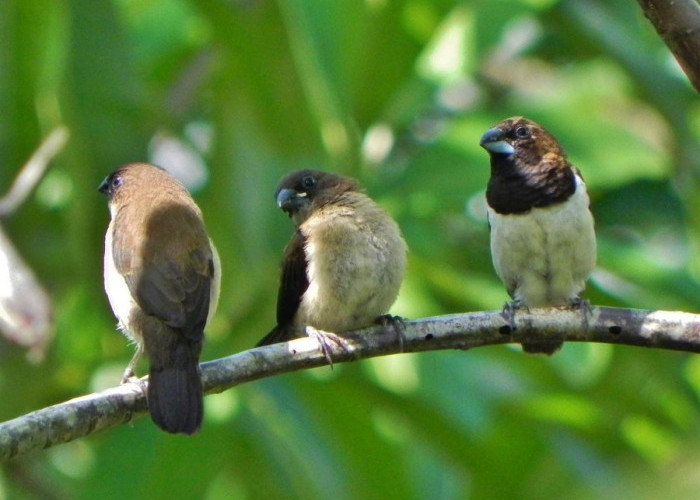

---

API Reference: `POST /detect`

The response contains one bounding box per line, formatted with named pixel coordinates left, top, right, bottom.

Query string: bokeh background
left=1, top=0, right=700, bottom=498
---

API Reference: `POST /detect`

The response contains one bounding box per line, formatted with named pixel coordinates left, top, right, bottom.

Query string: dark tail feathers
left=147, top=343, right=203, bottom=435
left=521, top=339, right=563, bottom=355
left=255, top=325, right=294, bottom=347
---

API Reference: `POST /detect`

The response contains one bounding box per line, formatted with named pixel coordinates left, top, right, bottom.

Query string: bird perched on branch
left=99, top=163, right=221, bottom=434
left=256, top=169, right=407, bottom=354
left=479, top=117, right=596, bottom=354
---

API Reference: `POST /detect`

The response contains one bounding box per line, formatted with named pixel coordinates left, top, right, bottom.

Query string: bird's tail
left=521, top=339, right=563, bottom=355
left=147, top=338, right=203, bottom=435
left=255, top=326, right=292, bottom=347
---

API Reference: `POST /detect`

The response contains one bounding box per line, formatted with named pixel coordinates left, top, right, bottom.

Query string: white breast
left=487, top=175, right=596, bottom=307
left=103, top=221, right=140, bottom=343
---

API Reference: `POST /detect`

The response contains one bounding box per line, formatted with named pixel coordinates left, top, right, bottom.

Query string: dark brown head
left=275, top=169, right=361, bottom=226
left=480, top=117, right=576, bottom=214
left=480, top=117, right=568, bottom=169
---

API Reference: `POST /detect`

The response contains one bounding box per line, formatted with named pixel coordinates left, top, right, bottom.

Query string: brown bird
left=479, top=117, right=596, bottom=354
left=99, top=163, right=221, bottom=434
left=256, top=169, right=407, bottom=351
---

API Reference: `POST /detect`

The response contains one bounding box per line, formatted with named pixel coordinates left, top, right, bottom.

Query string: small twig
left=0, top=127, right=69, bottom=218
left=0, top=306, right=698, bottom=462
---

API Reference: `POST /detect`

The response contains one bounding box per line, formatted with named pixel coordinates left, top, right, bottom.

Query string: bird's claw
left=568, top=297, right=591, bottom=331
left=305, top=326, right=350, bottom=368
left=501, top=300, right=525, bottom=333
left=120, top=366, right=136, bottom=385
left=503, top=300, right=562, bottom=355
left=376, top=314, right=406, bottom=352
left=121, top=374, right=147, bottom=395
left=121, top=344, right=144, bottom=384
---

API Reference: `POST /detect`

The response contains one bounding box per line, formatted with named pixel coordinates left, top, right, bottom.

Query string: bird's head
left=275, top=169, right=360, bottom=226
left=98, top=169, right=126, bottom=202
left=98, top=163, right=195, bottom=219
left=479, top=116, right=565, bottom=169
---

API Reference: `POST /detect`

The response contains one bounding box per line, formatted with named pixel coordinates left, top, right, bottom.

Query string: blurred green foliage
left=1, top=0, right=699, bottom=498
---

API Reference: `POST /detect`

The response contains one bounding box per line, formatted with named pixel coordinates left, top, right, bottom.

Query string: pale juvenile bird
left=99, top=163, right=220, bottom=434
left=256, top=169, right=407, bottom=351
left=479, top=117, right=596, bottom=354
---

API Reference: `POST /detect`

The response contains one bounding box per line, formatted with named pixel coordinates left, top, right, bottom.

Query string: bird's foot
left=120, top=366, right=135, bottom=385
left=503, top=300, right=561, bottom=355
left=120, top=344, right=144, bottom=384
left=305, top=326, right=350, bottom=368
left=501, top=300, right=526, bottom=334
left=567, top=297, right=592, bottom=331
left=567, top=296, right=589, bottom=309
left=376, top=314, right=406, bottom=352
left=121, top=371, right=147, bottom=394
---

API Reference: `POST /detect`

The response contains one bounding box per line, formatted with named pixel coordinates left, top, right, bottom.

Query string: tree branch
left=1, top=306, right=699, bottom=462
left=635, top=0, right=700, bottom=92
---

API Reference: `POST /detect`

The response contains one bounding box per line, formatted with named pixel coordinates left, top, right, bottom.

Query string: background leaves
left=0, top=0, right=699, bottom=498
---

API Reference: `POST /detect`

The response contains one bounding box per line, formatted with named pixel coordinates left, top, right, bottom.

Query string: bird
left=479, top=117, right=596, bottom=354
left=255, top=169, right=407, bottom=354
left=99, top=163, right=221, bottom=434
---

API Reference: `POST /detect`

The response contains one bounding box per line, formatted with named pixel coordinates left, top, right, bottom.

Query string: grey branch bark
left=636, top=0, right=700, bottom=92
left=1, top=306, right=699, bottom=462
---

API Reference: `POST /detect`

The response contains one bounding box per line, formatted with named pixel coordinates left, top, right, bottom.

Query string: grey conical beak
left=480, top=128, right=514, bottom=155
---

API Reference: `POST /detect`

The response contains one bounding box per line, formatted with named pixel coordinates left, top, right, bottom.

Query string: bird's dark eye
left=301, top=175, right=316, bottom=191
left=111, top=176, right=123, bottom=189
left=514, top=126, right=530, bottom=139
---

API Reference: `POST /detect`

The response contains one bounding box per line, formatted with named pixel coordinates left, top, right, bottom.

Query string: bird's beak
left=276, top=188, right=307, bottom=215
left=98, top=177, right=110, bottom=195
left=480, top=128, right=514, bottom=155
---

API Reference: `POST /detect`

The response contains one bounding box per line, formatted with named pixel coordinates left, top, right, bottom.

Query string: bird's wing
left=276, top=230, right=309, bottom=329
left=112, top=205, right=213, bottom=341
left=255, top=231, right=309, bottom=347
